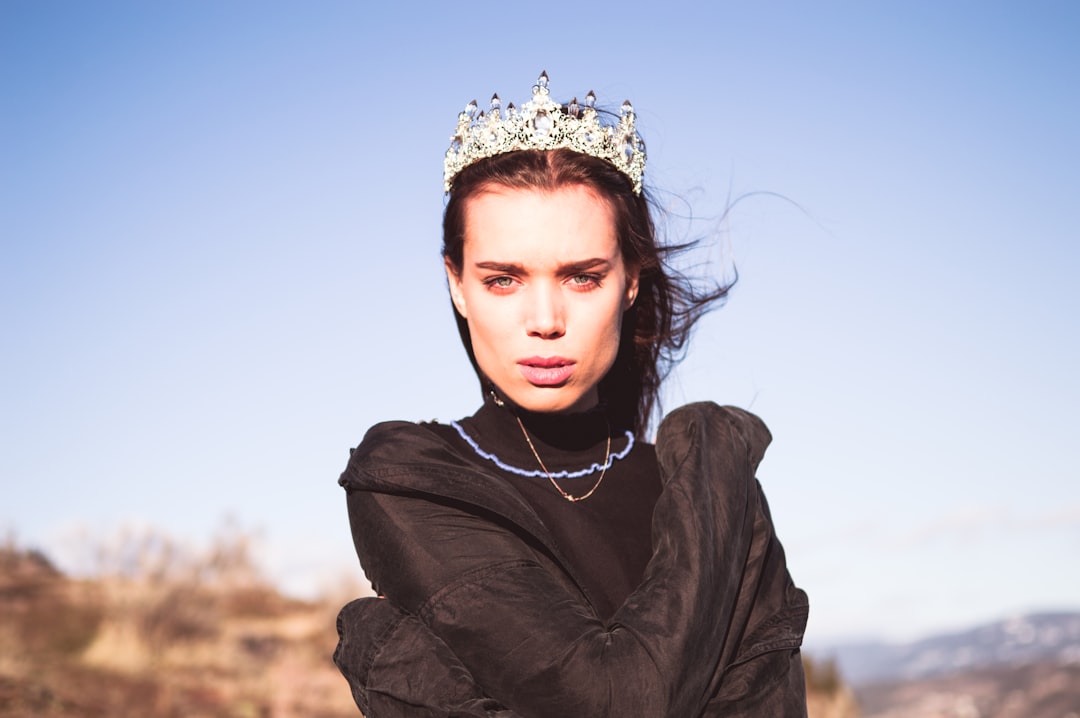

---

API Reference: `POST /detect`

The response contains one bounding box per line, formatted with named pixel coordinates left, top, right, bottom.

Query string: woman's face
left=446, top=184, right=639, bottom=414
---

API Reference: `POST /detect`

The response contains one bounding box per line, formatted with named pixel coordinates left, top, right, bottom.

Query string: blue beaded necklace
left=449, top=419, right=635, bottom=480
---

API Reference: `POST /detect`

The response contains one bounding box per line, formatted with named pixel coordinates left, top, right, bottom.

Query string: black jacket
left=335, top=402, right=809, bottom=717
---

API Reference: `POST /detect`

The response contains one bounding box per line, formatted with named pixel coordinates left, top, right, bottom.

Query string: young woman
left=334, top=74, right=809, bottom=717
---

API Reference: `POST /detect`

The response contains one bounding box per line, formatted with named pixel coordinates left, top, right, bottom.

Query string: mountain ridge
left=819, top=611, right=1080, bottom=686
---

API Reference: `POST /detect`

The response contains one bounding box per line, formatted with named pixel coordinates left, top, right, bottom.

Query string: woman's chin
left=505, top=384, right=599, bottom=415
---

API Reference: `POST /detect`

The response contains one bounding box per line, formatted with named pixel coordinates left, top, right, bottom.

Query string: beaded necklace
left=448, top=419, right=635, bottom=481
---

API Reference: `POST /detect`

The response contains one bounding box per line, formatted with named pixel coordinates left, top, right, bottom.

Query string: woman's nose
left=525, top=285, right=566, bottom=339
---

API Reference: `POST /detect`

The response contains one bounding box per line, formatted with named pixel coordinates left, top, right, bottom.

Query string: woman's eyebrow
left=472, top=258, right=613, bottom=273
left=473, top=261, right=526, bottom=273
left=560, top=258, right=613, bottom=273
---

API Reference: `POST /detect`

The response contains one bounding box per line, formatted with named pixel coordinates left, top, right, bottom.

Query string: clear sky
left=3, top=1, right=1078, bottom=645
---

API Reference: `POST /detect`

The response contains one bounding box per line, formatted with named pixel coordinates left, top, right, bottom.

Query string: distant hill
left=857, top=659, right=1080, bottom=718
left=822, top=612, right=1080, bottom=686
left=0, top=539, right=361, bottom=717
left=0, top=540, right=850, bottom=717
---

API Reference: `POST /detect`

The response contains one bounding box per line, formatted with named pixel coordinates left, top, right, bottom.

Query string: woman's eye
left=485, top=276, right=516, bottom=290
left=569, top=274, right=602, bottom=288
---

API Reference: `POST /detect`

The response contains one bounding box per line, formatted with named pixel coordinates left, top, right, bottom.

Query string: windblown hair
left=442, top=147, right=732, bottom=437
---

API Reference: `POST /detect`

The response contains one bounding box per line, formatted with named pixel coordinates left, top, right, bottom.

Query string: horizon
left=5, top=532, right=1078, bottom=652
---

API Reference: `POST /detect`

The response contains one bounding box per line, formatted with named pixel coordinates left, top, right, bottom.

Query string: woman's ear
left=624, top=264, right=640, bottom=310
left=445, top=258, right=469, bottom=318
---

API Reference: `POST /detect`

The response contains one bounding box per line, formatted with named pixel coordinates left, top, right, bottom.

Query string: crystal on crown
left=443, top=72, right=646, bottom=195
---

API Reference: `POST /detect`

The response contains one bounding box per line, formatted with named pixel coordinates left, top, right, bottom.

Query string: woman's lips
left=517, top=357, right=575, bottom=386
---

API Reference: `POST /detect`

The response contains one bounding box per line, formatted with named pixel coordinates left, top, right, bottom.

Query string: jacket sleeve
left=334, top=596, right=522, bottom=717
left=703, top=648, right=808, bottom=717
left=343, top=403, right=808, bottom=718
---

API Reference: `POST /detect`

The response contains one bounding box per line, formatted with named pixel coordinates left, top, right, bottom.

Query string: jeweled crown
left=443, top=72, right=646, bottom=195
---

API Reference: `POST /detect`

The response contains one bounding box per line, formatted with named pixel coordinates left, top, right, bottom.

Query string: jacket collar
left=342, top=419, right=563, bottom=563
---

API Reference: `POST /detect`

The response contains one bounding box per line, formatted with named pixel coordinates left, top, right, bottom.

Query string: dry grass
left=0, top=531, right=360, bottom=718
left=1, top=531, right=849, bottom=717
left=804, top=654, right=861, bottom=718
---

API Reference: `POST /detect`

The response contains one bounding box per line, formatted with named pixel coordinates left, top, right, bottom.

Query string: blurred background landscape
left=3, top=1, right=1078, bottom=716
left=0, top=531, right=357, bottom=717
left=3, top=532, right=1079, bottom=717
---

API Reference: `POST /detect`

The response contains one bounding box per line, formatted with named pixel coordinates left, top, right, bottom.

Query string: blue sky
left=2, top=1, right=1078, bottom=645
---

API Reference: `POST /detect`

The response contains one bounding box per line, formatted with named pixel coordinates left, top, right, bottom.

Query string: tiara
left=443, top=71, right=646, bottom=195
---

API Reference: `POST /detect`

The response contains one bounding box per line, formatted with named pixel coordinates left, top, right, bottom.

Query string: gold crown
left=443, top=72, right=646, bottom=195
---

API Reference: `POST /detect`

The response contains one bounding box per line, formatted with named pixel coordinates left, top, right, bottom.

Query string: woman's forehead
left=461, top=185, right=619, bottom=264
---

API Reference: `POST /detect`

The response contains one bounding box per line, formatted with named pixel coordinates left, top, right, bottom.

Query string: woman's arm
left=344, top=403, right=807, bottom=718
left=334, top=596, right=522, bottom=717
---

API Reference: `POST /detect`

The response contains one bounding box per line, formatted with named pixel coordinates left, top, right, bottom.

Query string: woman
left=334, top=73, right=809, bottom=717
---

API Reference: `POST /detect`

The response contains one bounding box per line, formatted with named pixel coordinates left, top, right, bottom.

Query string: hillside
left=0, top=539, right=356, bottom=717
left=824, top=612, right=1080, bottom=685
left=858, top=660, right=1080, bottom=718
left=821, top=613, right=1080, bottom=717
left=0, top=539, right=854, bottom=717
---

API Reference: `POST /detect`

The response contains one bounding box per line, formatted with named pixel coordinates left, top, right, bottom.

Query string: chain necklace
left=515, top=414, right=612, bottom=503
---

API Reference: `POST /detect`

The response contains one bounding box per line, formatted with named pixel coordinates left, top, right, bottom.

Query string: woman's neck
left=480, top=388, right=612, bottom=453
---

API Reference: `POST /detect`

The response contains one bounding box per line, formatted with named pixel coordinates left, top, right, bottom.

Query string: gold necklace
left=515, top=415, right=612, bottom=503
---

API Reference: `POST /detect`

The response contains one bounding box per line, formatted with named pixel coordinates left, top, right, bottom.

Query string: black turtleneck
left=424, top=394, right=662, bottom=620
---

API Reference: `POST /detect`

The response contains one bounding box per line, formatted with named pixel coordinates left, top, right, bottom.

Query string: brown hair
left=443, top=147, right=732, bottom=436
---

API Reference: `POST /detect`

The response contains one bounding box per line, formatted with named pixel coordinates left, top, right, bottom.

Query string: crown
left=443, top=71, right=646, bottom=195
